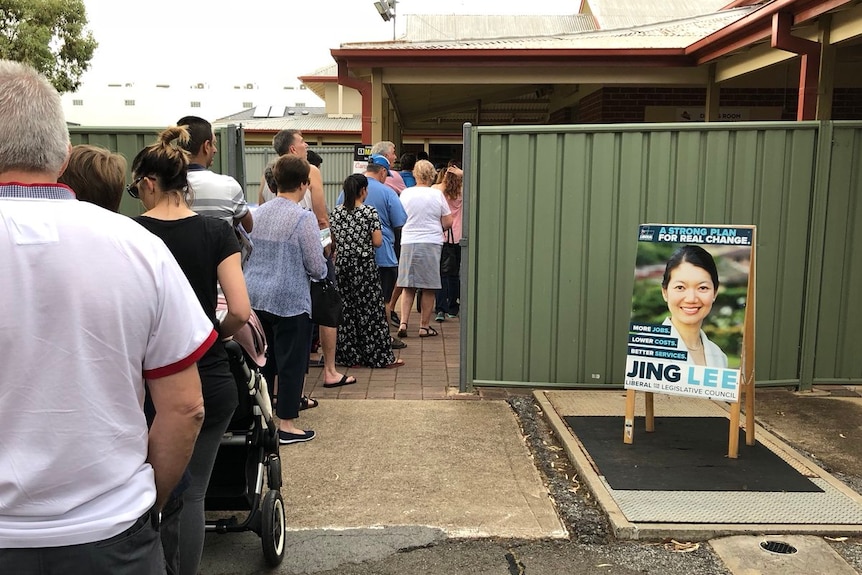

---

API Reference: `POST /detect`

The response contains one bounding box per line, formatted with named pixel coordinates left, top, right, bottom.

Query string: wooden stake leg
left=645, top=392, right=655, bottom=432
left=728, top=401, right=740, bottom=459
left=624, top=389, right=636, bottom=443
left=746, top=379, right=756, bottom=446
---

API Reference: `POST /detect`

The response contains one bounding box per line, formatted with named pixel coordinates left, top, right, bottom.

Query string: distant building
left=214, top=64, right=363, bottom=147
left=61, top=80, right=323, bottom=126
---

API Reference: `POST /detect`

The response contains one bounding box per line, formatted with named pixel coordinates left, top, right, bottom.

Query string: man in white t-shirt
left=178, top=115, right=252, bottom=233
left=0, top=60, right=214, bottom=574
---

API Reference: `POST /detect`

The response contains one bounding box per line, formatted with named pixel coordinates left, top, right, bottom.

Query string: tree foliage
left=0, top=0, right=96, bottom=93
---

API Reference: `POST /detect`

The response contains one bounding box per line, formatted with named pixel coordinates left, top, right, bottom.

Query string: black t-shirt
left=134, top=214, right=240, bottom=368
left=135, top=215, right=238, bottom=320
left=135, top=213, right=242, bottom=424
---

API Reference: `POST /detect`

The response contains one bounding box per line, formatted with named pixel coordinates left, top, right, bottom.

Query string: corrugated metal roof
left=404, top=14, right=596, bottom=42
left=304, top=63, right=337, bottom=77
left=586, top=0, right=732, bottom=30
left=215, top=106, right=325, bottom=123
left=215, top=114, right=360, bottom=133
left=340, top=8, right=757, bottom=51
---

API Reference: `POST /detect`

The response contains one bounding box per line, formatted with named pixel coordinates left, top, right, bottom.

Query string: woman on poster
left=661, top=245, right=728, bottom=368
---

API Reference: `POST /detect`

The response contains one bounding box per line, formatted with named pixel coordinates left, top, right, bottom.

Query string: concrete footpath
left=201, top=399, right=566, bottom=574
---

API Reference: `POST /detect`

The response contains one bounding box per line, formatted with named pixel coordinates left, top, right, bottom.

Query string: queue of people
left=0, top=59, right=462, bottom=574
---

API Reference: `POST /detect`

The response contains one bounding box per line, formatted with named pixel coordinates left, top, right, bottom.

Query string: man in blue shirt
left=338, top=154, right=407, bottom=345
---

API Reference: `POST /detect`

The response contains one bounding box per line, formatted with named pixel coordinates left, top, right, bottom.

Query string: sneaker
left=446, top=313, right=458, bottom=319
left=278, top=430, right=316, bottom=445
left=391, top=337, right=407, bottom=349
left=390, top=310, right=400, bottom=327
left=435, top=312, right=445, bottom=322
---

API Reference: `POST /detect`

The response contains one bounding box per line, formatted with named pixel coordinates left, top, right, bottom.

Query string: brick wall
left=833, top=88, right=862, bottom=120
left=576, top=90, right=604, bottom=123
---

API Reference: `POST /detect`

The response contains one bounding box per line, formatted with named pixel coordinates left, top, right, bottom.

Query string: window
left=72, top=99, right=83, bottom=106
left=191, top=101, right=201, bottom=108
left=242, top=101, right=253, bottom=108
left=295, top=102, right=305, bottom=107
left=124, top=100, right=135, bottom=106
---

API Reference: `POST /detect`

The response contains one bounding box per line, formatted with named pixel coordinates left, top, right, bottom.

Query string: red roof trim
left=721, top=0, right=762, bottom=8
left=689, top=0, right=855, bottom=63
left=332, top=48, right=695, bottom=69
left=243, top=129, right=361, bottom=135
left=298, top=74, right=337, bottom=83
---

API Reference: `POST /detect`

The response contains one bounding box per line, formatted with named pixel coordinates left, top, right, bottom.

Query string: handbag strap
left=446, top=228, right=454, bottom=244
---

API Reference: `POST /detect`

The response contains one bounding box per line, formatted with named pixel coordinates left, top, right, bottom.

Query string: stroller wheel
left=261, top=489, right=286, bottom=566
left=267, top=456, right=282, bottom=490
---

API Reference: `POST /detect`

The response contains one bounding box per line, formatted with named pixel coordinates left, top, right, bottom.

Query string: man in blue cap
left=370, top=141, right=406, bottom=194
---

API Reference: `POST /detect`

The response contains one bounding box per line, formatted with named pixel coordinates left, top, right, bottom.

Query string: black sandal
left=418, top=326, right=438, bottom=338
left=299, top=396, right=319, bottom=410
left=397, top=323, right=408, bottom=338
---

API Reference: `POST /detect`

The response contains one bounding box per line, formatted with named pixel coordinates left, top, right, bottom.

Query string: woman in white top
left=396, top=160, right=453, bottom=338
left=661, top=245, right=728, bottom=368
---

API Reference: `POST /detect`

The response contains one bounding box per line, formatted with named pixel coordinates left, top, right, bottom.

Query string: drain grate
left=761, top=540, right=798, bottom=554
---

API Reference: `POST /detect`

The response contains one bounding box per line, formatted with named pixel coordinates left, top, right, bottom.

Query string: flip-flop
left=397, top=323, right=408, bottom=338
left=382, top=359, right=405, bottom=369
left=418, top=326, right=438, bottom=338
left=322, top=374, right=357, bottom=388
left=299, top=396, right=319, bottom=410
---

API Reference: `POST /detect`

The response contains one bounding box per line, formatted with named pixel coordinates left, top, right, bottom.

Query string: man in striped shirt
left=177, top=116, right=253, bottom=233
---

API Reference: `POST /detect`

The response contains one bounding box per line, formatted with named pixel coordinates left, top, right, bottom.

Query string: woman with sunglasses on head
left=130, top=125, right=250, bottom=575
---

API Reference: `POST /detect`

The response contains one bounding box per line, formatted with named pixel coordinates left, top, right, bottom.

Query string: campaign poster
left=353, top=144, right=372, bottom=174
left=624, top=225, right=753, bottom=402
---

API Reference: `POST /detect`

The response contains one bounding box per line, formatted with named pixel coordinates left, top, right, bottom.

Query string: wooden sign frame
left=622, top=225, right=756, bottom=459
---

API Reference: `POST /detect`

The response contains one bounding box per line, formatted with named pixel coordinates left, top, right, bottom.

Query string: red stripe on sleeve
left=143, top=329, right=218, bottom=380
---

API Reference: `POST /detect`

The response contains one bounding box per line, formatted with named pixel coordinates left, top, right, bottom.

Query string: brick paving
left=300, top=310, right=535, bottom=402
left=305, top=313, right=464, bottom=400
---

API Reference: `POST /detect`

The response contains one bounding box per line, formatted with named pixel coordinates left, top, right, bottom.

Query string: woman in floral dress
left=331, top=174, right=405, bottom=368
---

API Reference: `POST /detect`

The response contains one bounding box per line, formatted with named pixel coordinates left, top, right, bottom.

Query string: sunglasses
left=125, top=175, right=147, bottom=199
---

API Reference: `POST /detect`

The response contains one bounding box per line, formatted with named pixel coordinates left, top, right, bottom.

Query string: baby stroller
left=205, top=301, right=285, bottom=567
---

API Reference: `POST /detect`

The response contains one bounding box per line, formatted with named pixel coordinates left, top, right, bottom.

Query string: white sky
left=79, top=0, right=581, bottom=88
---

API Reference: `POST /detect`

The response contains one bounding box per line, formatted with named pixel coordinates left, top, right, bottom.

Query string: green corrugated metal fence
left=67, top=128, right=355, bottom=216
left=69, top=125, right=244, bottom=217
left=245, top=146, right=356, bottom=208
left=464, top=121, right=862, bottom=390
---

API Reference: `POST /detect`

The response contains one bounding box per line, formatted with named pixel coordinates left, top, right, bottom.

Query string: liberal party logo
left=638, top=226, right=655, bottom=241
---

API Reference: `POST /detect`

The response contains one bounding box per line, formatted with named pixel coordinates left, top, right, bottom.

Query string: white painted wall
left=61, top=81, right=324, bottom=126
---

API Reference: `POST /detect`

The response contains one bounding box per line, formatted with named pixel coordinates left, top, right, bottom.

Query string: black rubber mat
left=564, top=416, right=823, bottom=492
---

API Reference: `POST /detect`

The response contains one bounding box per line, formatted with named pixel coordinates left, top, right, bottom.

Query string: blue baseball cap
left=368, top=154, right=392, bottom=175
